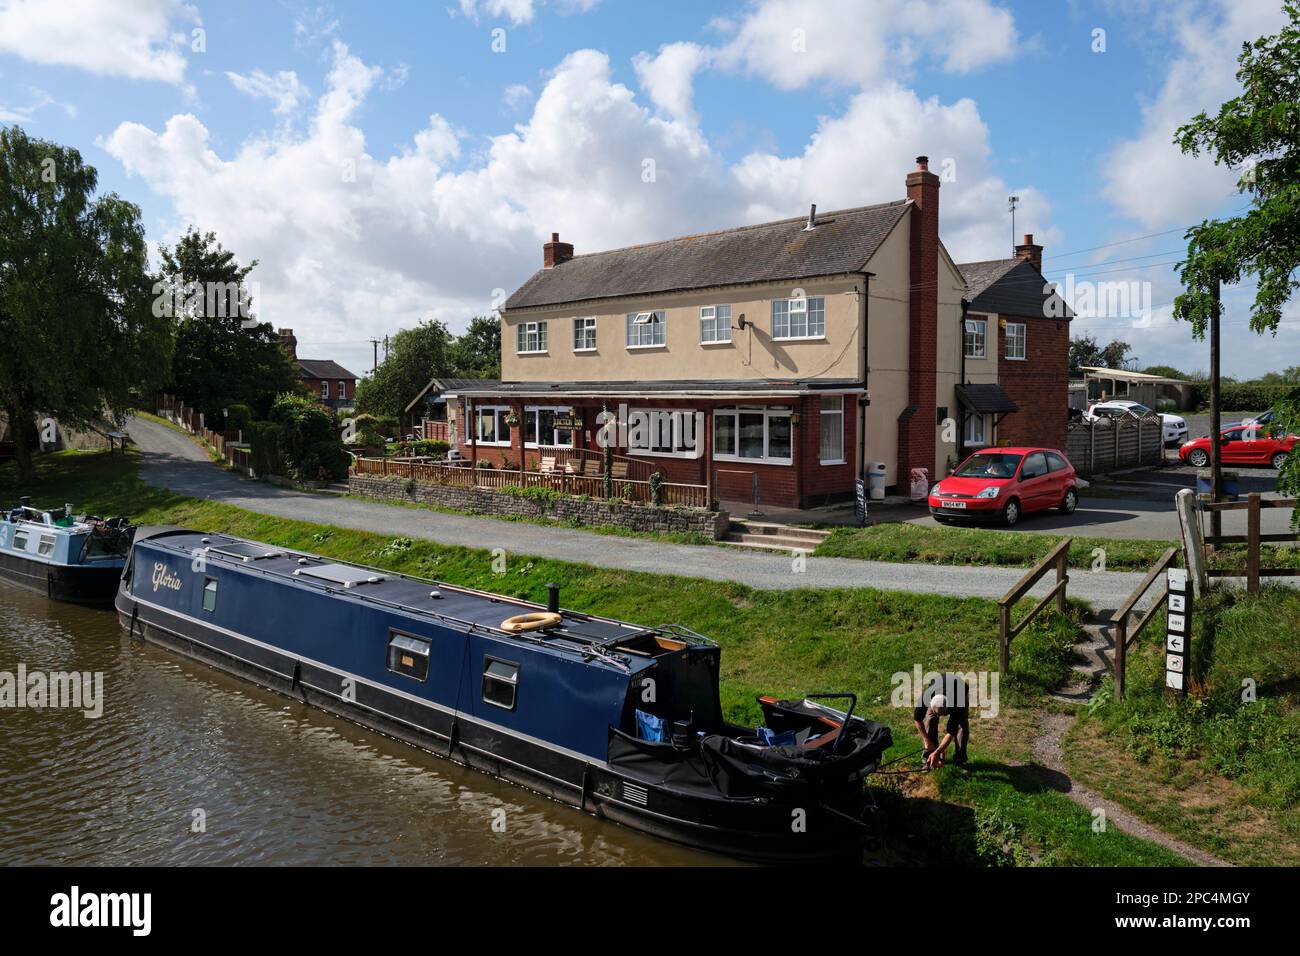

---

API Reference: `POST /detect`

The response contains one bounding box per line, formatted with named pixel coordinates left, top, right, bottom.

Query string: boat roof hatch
left=292, top=563, right=385, bottom=589
left=209, top=541, right=283, bottom=561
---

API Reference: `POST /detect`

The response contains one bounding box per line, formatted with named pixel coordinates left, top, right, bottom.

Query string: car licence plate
left=941, top=500, right=966, bottom=509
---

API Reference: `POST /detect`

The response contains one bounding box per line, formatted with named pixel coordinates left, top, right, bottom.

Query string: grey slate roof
left=504, top=200, right=912, bottom=310
left=958, top=258, right=1073, bottom=321
left=404, top=376, right=504, bottom=413
left=297, top=359, right=358, bottom=380
left=446, top=378, right=862, bottom=397
left=955, top=383, right=1019, bottom=414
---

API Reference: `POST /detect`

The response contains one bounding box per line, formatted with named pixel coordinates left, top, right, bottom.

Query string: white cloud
left=0, top=86, right=78, bottom=123
left=503, top=83, right=533, bottom=110
left=226, top=70, right=308, bottom=116
left=456, top=0, right=601, bottom=26
left=0, top=0, right=198, bottom=85
left=713, top=0, right=1018, bottom=91
left=633, top=42, right=710, bottom=121
left=1101, top=0, right=1288, bottom=229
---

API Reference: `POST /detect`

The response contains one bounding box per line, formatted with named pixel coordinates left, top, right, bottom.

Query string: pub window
left=1005, top=322, right=1026, bottom=360
left=387, top=631, right=431, bottom=682
left=573, top=316, right=597, bottom=351
left=626, top=310, right=665, bottom=348
left=37, top=534, right=55, bottom=557
left=772, top=296, right=825, bottom=339
left=202, top=578, right=218, bottom=612
left=700, top=304, right=732, bottom=344
left=517, top=321, right=548, bottom=354
left=963, top=317, right=987, bottom=358
left=819, top=396, right=844, bottom=464
left=713, top=406, right=793, bottom=464
left=482, top=657, right=519, bottom=710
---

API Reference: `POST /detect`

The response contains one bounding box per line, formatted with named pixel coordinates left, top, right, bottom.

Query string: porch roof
left=444, top=377, right=864, bottom=400
left=955, top=382, right=1019, bottom=414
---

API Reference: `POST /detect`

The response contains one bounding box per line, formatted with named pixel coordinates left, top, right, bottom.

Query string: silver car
left=1086, top=400, right=1188, bottom=446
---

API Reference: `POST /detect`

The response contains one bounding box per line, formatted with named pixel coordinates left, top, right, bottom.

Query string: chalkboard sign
left=855, top=478, right=868, bottom=526
left=1165, top=567, right=1192, bottom=696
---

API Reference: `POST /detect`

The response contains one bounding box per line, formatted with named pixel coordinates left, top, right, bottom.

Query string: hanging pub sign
left=1165, top=567, right=1192, bottom=696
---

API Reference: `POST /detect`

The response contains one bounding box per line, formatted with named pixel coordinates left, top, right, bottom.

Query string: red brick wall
left=899, top=158, right=940, bottom=481
left=302, top=377, right=353, bottom=401
left=454, top=396, right=859, bottom=508
left=996, top=316, right=1070, bottom=450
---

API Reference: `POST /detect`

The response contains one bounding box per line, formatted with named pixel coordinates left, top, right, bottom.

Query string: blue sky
left=1, top=0, right=1295, bottom=378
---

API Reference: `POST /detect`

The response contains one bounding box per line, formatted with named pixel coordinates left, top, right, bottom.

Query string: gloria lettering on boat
left=151, top=562, right=184, bottom=593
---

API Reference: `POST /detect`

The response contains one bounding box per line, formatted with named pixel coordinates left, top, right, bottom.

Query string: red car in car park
left=928, top=447, right=1079, bottom=527
left=1178, top=426, right=1296, bottom=470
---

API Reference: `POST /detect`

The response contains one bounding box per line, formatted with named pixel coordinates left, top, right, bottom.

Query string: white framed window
left=700, top=304, right=732, bottom=344
left=963, top=413, right=987, bottom=447
left=465, top=404, right=513, bottom=446
left=38, top=534, right=55, bottom=557
left=321, top=381, right=330, bottom=399
left=1005, top=322, right=1026, bottom=360
left=573, top=317, right=597, bottom=351
left=714, top=406, right=793, bottom=464
left=337, top=380, right=346, bottom=399
left=819, top=395, right=845, bottom=464
left=517, top=321, right=548, bottom=354
left=522, top=405, right=576, bottom=448
left=964, top=317, right=987, bottom=359
left=625, top=407, right=703, bottom=458
left=626, top=310, right=665, bottom=348
left=772, top=296, right=825, bottom=340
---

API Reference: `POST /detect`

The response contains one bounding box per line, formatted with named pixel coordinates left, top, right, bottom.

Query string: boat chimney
left=546, top=582, right=560, bottom=614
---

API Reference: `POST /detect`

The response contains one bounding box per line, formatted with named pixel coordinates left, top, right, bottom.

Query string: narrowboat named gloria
left=116, top=528, right=893, bottom=863
left=0, top=500, right=134, bottom=605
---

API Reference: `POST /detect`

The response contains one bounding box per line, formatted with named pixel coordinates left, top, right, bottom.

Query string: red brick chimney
left=543, top=232, right=574, bottom=269
left=1015, top=233, right=1043, bottom=270
left=278, top=328, right=297, bottom=360
left=899, top=155, right=941, bottom=483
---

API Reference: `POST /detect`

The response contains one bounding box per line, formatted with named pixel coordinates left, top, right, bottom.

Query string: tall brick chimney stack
left=278, top=328, right=297, bottom=360
left=899, top=155, right=941, bottom=484
left=1015, top=233, right=1043, bottom=270
left=543, top=232, right=574, bottom=269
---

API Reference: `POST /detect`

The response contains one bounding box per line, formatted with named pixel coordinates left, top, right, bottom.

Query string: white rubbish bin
left=868, top=461, right=887, bottom=500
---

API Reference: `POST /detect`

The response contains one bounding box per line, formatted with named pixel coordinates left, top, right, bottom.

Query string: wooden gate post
left=1247, top=492, right=1261, bottom=593
left=998, top=603, right=1010, bottom=675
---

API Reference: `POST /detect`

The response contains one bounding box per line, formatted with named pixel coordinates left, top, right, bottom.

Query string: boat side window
left=387, top=630, right=430, bottom=682
left=38, top=534, right=55, bottom=557
left=202, top=578, right=218, bottom=613
left=482, top=657, right=519, bottom=711
left=13, top=530, right=29, bottom=551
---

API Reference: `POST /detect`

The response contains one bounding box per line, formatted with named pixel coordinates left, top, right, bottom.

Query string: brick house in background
left=278, top=328, right=358, bottom=413
left=444, top=158, right=1070, bottom=509
left=958, top=235, right=1073, bottom=454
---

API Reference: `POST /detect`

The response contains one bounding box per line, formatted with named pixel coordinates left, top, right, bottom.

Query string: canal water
left=0, top=585, right=723, bottom=866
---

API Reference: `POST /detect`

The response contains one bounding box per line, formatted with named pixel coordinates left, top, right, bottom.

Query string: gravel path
left=1030, top=712, right=1231, bottom=867
left=126, top=416, right=1152, bottom=607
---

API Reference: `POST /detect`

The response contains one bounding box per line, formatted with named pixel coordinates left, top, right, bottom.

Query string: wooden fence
left=997, top=538, right=1072, bottom=675
left=156, top=395, right=252, bottom=474
left=353, top=456, right=709, bottom=508
left=1112, top=547, right=1179, bottom=698
left=1203, top=494, right=1300, bottom=592
left=1065, top=414, right=1164, bottom=476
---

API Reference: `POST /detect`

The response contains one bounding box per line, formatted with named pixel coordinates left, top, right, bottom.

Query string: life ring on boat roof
left=500, top=611, right=562, bottom=633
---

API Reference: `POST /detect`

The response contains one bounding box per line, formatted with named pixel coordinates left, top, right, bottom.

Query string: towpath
left=126, top=416, right=1151, bottom=608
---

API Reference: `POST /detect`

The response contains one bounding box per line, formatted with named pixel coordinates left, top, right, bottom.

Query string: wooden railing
left=997, top=538, right=1072, bottom=675
left=1203, top=494, right=1299, bottom=592
left=351, top=456, right=709, bottom=508
left=1112, top=547, right=1179, bottom=698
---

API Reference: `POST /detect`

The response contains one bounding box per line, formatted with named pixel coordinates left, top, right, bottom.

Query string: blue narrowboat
left=0, top=501, right=134, bottom=604
left=115, top=528, right=893, bottom=862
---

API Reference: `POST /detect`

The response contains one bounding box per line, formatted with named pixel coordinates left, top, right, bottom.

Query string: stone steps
left=723, top=520, right=830, bottom=553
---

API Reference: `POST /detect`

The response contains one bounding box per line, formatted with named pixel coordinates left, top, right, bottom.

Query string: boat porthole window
left=387, top=630, right=430, bottom=682
left=202, top=578, right=218, bottom=612
left=482, top=658, right=519, bottom=711
left=13, top=531, right=28, bottom=551
left=37, top=535, right=55, bottom=557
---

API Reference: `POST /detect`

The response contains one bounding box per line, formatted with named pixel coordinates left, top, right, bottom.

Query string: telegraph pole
left=1209, top=278, right=1222, bottom=547
left=1007, top=195, right=1019, bottom=255
left=369, top=338, right=380, bottom=374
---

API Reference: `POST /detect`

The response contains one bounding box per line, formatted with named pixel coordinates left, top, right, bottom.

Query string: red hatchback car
left=1178, top=426, right=1296, bottom=470
left=929, top=447, right=1079, bottom=527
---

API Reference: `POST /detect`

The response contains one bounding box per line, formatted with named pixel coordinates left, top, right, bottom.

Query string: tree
left=1172, top=3, right=1300, bottom=519
left=354, top=319, right=456, bottom=419
left=0, top=126, right=171, bottom=481
left=452, top=315, right=501, bottom=379
left=158, top=228, right=298, bottom=422
left=1069, top=334, right=1136, bottom=374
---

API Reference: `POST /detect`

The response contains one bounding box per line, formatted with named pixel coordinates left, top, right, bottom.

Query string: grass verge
left=2, top=449, right=1189, bottom=866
